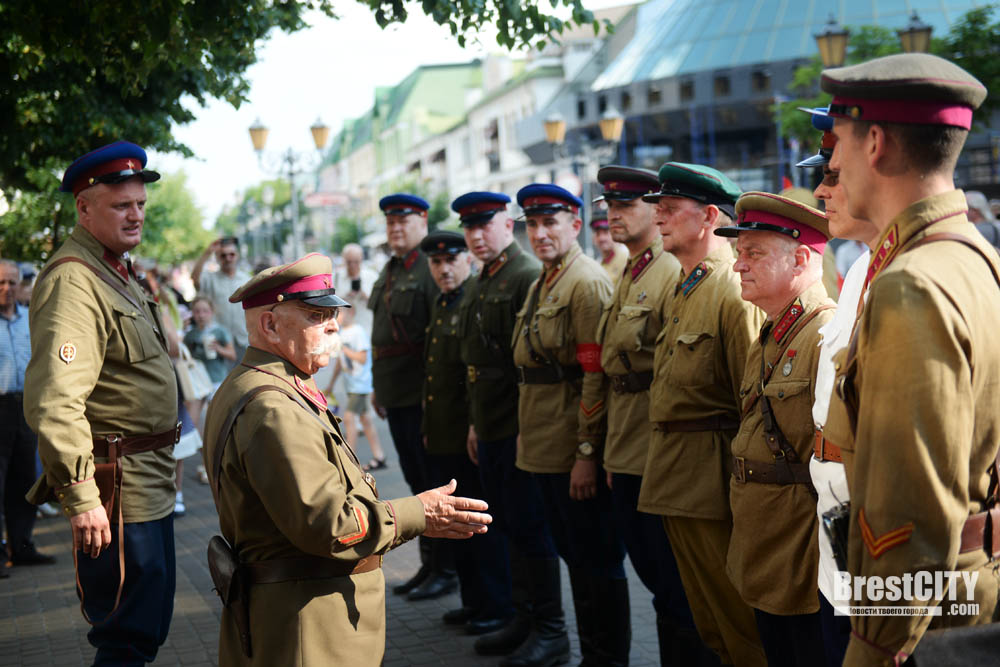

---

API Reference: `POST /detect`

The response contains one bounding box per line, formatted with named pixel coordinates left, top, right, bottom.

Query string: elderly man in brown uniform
left=24, top=141, right=179, bottom=665
left=202, top=253, right=491, bottom=666
left=639, top=163, right=767, bottom=666
left=512, top=183, right=622, bottom=666
left=819, top=54, right=1000, bottom=665
left=593, top=165, right=710, bottom=664
left=368, top=193, right=453, bottom=599
left=715, top=192, right=836, bottom=666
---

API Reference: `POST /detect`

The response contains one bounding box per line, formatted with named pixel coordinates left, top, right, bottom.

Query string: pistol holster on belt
left=207, top=535, right=252, bottom=657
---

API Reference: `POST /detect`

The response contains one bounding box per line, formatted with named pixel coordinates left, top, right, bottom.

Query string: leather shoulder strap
left=37, top=256, right=141, bottom=310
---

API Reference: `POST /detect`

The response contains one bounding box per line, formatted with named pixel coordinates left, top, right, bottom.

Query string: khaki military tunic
left=369, top=248, right=438, bottom=408
left=512, top=243, right=612, bottom=472
left=726, top=282, right=834, bottom=615
left=459, top=241, right=541, bottom=441
left=825, top=191, right=1000, bottom=665
left=203, top=348, right=426, bottom=667
left=24, top=225, right=177, bottom=522
left=597, top=241, right=681, bottom=475
left=422, top=281, right=470, bottom=455
left=639, top=243, right=764, bottom=519
left=600, top=244, right=628, bottom=285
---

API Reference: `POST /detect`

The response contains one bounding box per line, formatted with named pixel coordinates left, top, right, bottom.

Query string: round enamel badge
left=59, top=342, right=77, bottom=364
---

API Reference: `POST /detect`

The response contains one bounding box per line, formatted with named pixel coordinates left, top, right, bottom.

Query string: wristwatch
left=577, top=442, right=595, bottom=458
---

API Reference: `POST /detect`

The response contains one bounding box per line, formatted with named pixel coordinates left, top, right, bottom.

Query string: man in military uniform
left=715, top=192, right=836, bottom=665
left=368, top=193, right=452, bottom=599
left=23, top=141, right=179, bottom=665
left=202, top=253, right=491, bottom=666
left=639, top=163, right=767, bottom=666
left=590, top=208, right=628, bottom=284
left=420, top=230, right=512, bottom=635
left=593, top=166, right=710, bottom=664
left=454, top=191, right=558, bottom=662
left=821, top=54, right=1000, bottom=663
left=512, top=183, right=621, bottom=665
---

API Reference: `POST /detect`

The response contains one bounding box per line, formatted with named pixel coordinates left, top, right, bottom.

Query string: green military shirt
left=726, top=282, right=834, bottom=616
left=597, top=241, right=681, bottom=475
left=24, top=225, right=177, bottom=523
left=512, top=243, right=612, bottom=473
left=826, top=190, right=1000, bottom=664
left=639, top=243, right=764, bottom=519
left=459, top=240, right=540, bottom=442
left=369, top=247, right=438, bottom=408
left=203, top=347, right=426, bottom=667
left=422, top=279, right=470, bottom=456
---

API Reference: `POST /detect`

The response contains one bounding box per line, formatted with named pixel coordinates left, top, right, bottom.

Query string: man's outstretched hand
left=416, top=479, right=491, bottom=539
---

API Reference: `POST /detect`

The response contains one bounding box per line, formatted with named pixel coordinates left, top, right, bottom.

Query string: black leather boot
left=475, top=550, right=532, bottom=655
left=500, top=558, right=570, bottom=667
left=568, top=568, right=598, bottom=665
left=393, top=535, right=431, bottom=595
left=590, top=577, right=630, bottom=667
left=658, top=614, right=720, bottom=667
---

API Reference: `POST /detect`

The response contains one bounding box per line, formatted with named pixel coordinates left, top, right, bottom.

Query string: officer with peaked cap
left=368, top=193, right=454, bottom=600
left=512, top=183, right=621, bottom=665
left=202, top=253, right=491, bottom=666
left=451, top=191, right=555, bottom=660
left=799, top=105, right=877, bottom=667
left=419, top=230, right=512, bottom=636
left=24, top=140, right=178, bottom=664
left=592, top=166, right=711, bottom=663
left=819, top=53, right=1000, bottom=663
left=639, top=162, right=767, bottom=665
left=715, top=192, right=836, bottom=665
left=589, top=201, right=627, bottom=284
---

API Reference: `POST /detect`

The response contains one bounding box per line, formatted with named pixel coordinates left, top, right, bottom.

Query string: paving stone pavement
left=1, top=396, right=659, bottom=666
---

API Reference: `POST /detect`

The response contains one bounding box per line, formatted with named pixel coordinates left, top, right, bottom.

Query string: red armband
left=575, top=343, right=602, bottom=372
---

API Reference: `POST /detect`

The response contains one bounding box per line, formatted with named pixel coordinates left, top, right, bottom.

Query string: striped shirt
left=1, top=303, right=31, bottom=394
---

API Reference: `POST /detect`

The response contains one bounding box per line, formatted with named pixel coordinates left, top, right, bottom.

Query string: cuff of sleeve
left=844, top=632, right=906, bottom=667
left=390, top=496, right=426, bottom=543
left=57, top=478, right=102, bottom=518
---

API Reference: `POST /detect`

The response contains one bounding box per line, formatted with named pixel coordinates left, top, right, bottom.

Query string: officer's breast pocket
left=367, top=280, right=385, bottom=311
left=535, top=304, right=570, bottom=348
left=389, top=285, right=417, bottom=316
left=112, top=305, right=159, bottom=363
left=762, top=378, right=812, bottom=445
left=667, top=331, right=715, bottom=387
left=616, top=304, right=653, bottom=352
left=482, top=293, right=514, bottom=334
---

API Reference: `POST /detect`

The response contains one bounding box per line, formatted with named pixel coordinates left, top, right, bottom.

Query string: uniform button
left=436, top=319, right=442, bottom=325
left=777, top=390, right=785, bottom=398
left=428, top=356, right=434, bottom=362
left=688, top=345, right=694, bottom=351
left=432, top=337, right=437, bottom=343
left=673, top=317, right=679, bottom=323
left=480, top=294, right=485, bottom=300
left=668, top=349, right=674, bottom=356
left=834, top=361, right=841, bottom=371
left=428, top=395, right=434, bottom=401
left=58, top=493, right=65, bottom=499
left=427, top=375, right=433, bottom=381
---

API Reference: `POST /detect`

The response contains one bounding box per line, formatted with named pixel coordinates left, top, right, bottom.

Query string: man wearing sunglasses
left=193, top=236, right=250, bottom=364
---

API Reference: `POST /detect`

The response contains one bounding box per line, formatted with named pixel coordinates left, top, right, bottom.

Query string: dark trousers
left=818, top=592, right=851, bottom=667
left=476, top=436, right=556, bottom=559
left=535, top=467, right=626, bottom=579
left=386, top=405, right=428, bottom=494
left=0, top=393, right=38, bottom=553
left=81, top=514, right=176, bottom=666
left=753, top=606, right=826, bottom=667
left=611, top=472, right=696, bottom=629
left=427, top=451, right=513, bottom=619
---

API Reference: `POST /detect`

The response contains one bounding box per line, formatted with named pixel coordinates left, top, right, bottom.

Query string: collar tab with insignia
left=102, top=248, right=129, bottom=282
left=679, top=262, right=709, bottom=296
left=483, top=251, right=508, bottom=279
left=771, top=299, right=804, bottom=344
left=293, top=376, right=328, bottom=410
left=630, top=247, right=654, bottom=281
left=867, top=225, right=899, bottom=284
left=402, top=247, right=420, bottom=271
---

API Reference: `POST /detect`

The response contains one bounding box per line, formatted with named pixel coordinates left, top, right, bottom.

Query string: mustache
left=308, top=333, right=340, bottom=356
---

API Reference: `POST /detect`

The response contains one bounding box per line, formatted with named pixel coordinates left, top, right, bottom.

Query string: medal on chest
left=782, top=349, right=796, bottom=376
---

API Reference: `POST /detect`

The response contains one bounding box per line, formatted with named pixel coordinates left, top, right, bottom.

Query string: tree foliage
left=141, top=171, right=214, bottom=266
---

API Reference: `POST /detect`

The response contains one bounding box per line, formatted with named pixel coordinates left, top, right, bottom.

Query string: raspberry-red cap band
left=737, top=210, right=828, bottom=253
left=242, top=274, right=334, bottom=309
left=72, top=158, right=145, bottom=196
left=523, top=196, right=578, bottom=214
left=829, top=96, right=974, bottom=130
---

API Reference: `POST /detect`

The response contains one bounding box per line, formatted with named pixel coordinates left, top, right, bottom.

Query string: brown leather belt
left=813, top=429, right=843, bottom=463
left=732, top=455, right=813, bottom=485
left=92, top=422, right=182, bottom=457
left=373, top=342, right=423, bottom=360
left=610, top=371, right=653, bottom=394
left=654, top=415, right=740, bottom=433
left=515, top=364, right=583, bottom=385
left=467, top=365, right=505, bottom=384
left=242, top=554, right=382, bottom=584
left=960, top=507, right=1000, bottom=559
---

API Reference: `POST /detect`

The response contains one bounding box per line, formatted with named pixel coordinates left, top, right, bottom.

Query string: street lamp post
left=248, top=117, right=330, bottom=259
left=898, top=11, right=933, bottom=53
left=544, top=108, right=625, bottom=254
left=814, top=15, right=850, bottom=68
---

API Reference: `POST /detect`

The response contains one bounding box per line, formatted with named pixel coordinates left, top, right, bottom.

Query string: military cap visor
left=231, top=253, right=351, bottom=310
left=60, top=140, right=161, bottom=196
left=716, top=191, right=830, bottom=253
left=818, top=53, right=986, bottom=130
left=641, top=162, right=742, bottom=218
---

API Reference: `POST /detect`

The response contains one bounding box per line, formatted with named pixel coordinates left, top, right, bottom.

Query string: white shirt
left=198, top=269, right=251, bottom=347
left=810, top=248, right=869, bottom=611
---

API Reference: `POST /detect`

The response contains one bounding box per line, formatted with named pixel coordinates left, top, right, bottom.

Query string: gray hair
left=0, top=259, right=21, bottom=279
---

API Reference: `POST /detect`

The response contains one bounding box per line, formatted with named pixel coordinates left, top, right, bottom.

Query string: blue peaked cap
left=60, top=140, right=160, bottom=195
left=451, top=191, right=510, bottom=226
left=379, top=193, right=429, bottom=214
left=516, top=183, right=583, bottom=215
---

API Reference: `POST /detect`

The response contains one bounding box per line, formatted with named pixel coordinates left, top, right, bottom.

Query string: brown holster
left=206, top=384, right=379, bottom=657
